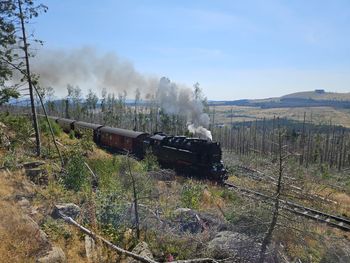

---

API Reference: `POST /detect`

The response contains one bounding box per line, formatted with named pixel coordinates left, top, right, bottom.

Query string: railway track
left=233, top=165, right=338, bottom=204
left=223, top=181, right=350, bottom=232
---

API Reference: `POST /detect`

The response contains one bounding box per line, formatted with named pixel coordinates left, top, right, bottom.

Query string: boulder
left=173, top=208, right=226, bottom=234
left=206, top=231, right=260, bottom=262
left=24, top=215, right=49, bottom=245
left=127, top=242, right=154, bottom=263
left=52, top=203, right=81, bottom=220
left=36, top=246, right=66, bottom=263
left=25, top=168, right=47, bottom=184
left=85, top=235, right=98, bottom=263
left=23, top=161, right=46, bottom=169
left=18, top=197, right=31, bottom=209
left=149, top=169, right=176, bottom=181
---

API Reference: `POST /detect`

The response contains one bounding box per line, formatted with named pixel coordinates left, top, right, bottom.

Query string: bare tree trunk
left=127, top=155, right=140, bottom=240
left=299, top=112, right=306, bottom=165
left=259, top=127, right=284, bottom=263
left=338, top=129, right=345, bottom=171
left=262, top=117, right=266, bottom=155
left=271, top=116, right=276, bottom=156
left=33, top=85, right=64, bottom=166
left=306, top=129, right=311, bottom=168
left=18, top=0, right=41, bottom=156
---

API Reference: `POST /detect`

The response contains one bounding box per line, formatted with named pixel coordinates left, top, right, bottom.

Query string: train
left=39, top=115, right=228, bottom=182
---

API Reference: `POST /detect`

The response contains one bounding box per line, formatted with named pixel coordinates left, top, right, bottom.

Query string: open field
left=212, top=105, right=350, bottom=127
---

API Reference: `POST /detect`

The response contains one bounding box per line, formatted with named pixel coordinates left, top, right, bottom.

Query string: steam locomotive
left=41, top=115, right=227, bottom=182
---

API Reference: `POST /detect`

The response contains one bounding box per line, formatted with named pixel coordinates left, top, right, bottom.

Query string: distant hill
left=281, top=90, right=350, bottom=101
left=210, top=90, right=350, bottom=109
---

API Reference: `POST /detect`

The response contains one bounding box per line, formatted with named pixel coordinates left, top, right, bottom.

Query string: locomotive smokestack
left=156, top=77, right=212, bottom=141
left=188, top=123, right=212, bottom=141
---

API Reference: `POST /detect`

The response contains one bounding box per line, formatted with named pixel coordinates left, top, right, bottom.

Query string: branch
left=58, top=211, right=157, bottom=263
left=58, top=211, right=221, bottom=263
left=169, top=259, right=219, bottom=263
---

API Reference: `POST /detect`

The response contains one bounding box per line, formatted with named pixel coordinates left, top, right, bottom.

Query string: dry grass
left=0, top=200, right=45, bottom=263
left=0, top=168, right=88, bottom=262
left=213, top=105, right=350, bottom=127
left=0, top=170, right=44, bottom=262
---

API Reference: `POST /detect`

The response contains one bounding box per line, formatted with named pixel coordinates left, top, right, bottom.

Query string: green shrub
left=1, top=114, right=33, bottom=149
left=1, top=150, right=17, bottom=169
left=180, top=182, right=204, bottom=209
left=39, top=118, right=61, bottom=136
left=63, top=149, right=88, bottom=191
left=219, top=188, right=239, bottom=202
left=96, top=191, right=130, bottom=243
left=320, top=163, right=330, bottom=179
left=88, top=157, right=120, bottom=192
left=141, top=151, right=159, bottom=172
left=69, top=130, right=75, bottom=139
left=80, top=133, right=94, bottom=154
left=42, top=217, right=72, bottom=241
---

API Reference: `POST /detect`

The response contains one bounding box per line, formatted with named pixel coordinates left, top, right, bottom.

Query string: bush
left=96, top=191, right=131, bottom=244
left=88, top=157, right=121, bottom=192
left=141, top=151, right=159, bottom=172
left=1, top=150, right=17, bottom=169
left=42, top=217, right=72, bottom=241
left=1, top=114, right=33, bottom=149
left=180, top=182, right=204, bottom=209
left=219, top=188, right=239, bottom=202
left=69, top=130, right=75, bottom=139
left=63, top=148, right=88, bottom=191
left=80, top=133, right=94, bottom=154
left=39, top=118, right=61, bottom=136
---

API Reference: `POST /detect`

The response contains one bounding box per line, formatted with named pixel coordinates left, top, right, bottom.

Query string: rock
left=206, top=231, right=260, bottom=262
left=173, top=208, right=226, bottom=234
left=0, top=133, right=10, bottom=149
left=149, top=169, right=176, bottom=181
left=23, top=161, right=46, bottom=169
left=36, top=246, right=66, bottom=263
left=173, top=208, right=202, bottom=233
left=85, top=235, right=98, bottom=263
left=26, top=168, right=45, bottom=184
left=127, top=242, right=154, bottom=263
left=52, top=203, right=81, bottom=220
left=18, top=197, right=31, bottom=209
left=24, top=215, right=49, bottom=245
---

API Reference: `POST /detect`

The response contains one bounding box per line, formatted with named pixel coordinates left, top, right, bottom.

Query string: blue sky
left=31, top=0, right=350, bottom=100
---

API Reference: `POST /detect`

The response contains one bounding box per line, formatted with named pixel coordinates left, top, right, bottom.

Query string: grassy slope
left=1, top=114, right=350, bottom=262
left=0, top=169, right=41, bottom=263
left=281, top=91, right=350, bottom=101
left=214, top=105, right=350, bottom=127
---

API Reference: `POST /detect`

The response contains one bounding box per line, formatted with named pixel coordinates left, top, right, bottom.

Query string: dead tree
left=18, top=0, right=42, bottom=156
left=258, top=125, right=286, bottom=263
left=126, top=155, right=141, bottom=240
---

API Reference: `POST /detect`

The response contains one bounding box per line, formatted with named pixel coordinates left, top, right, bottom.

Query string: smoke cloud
left=31, top=47, right=157, bottom=97
left=157, top=77, right=212, bottom=141
left=31, top=47, right=212, bottom=140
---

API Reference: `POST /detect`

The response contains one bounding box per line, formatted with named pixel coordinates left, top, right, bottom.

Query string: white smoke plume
left=31, top=47, right=157, bottom=97
left=30, top=47, right=212, bottom=140
left=157, top=77, right=212, bottom=141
